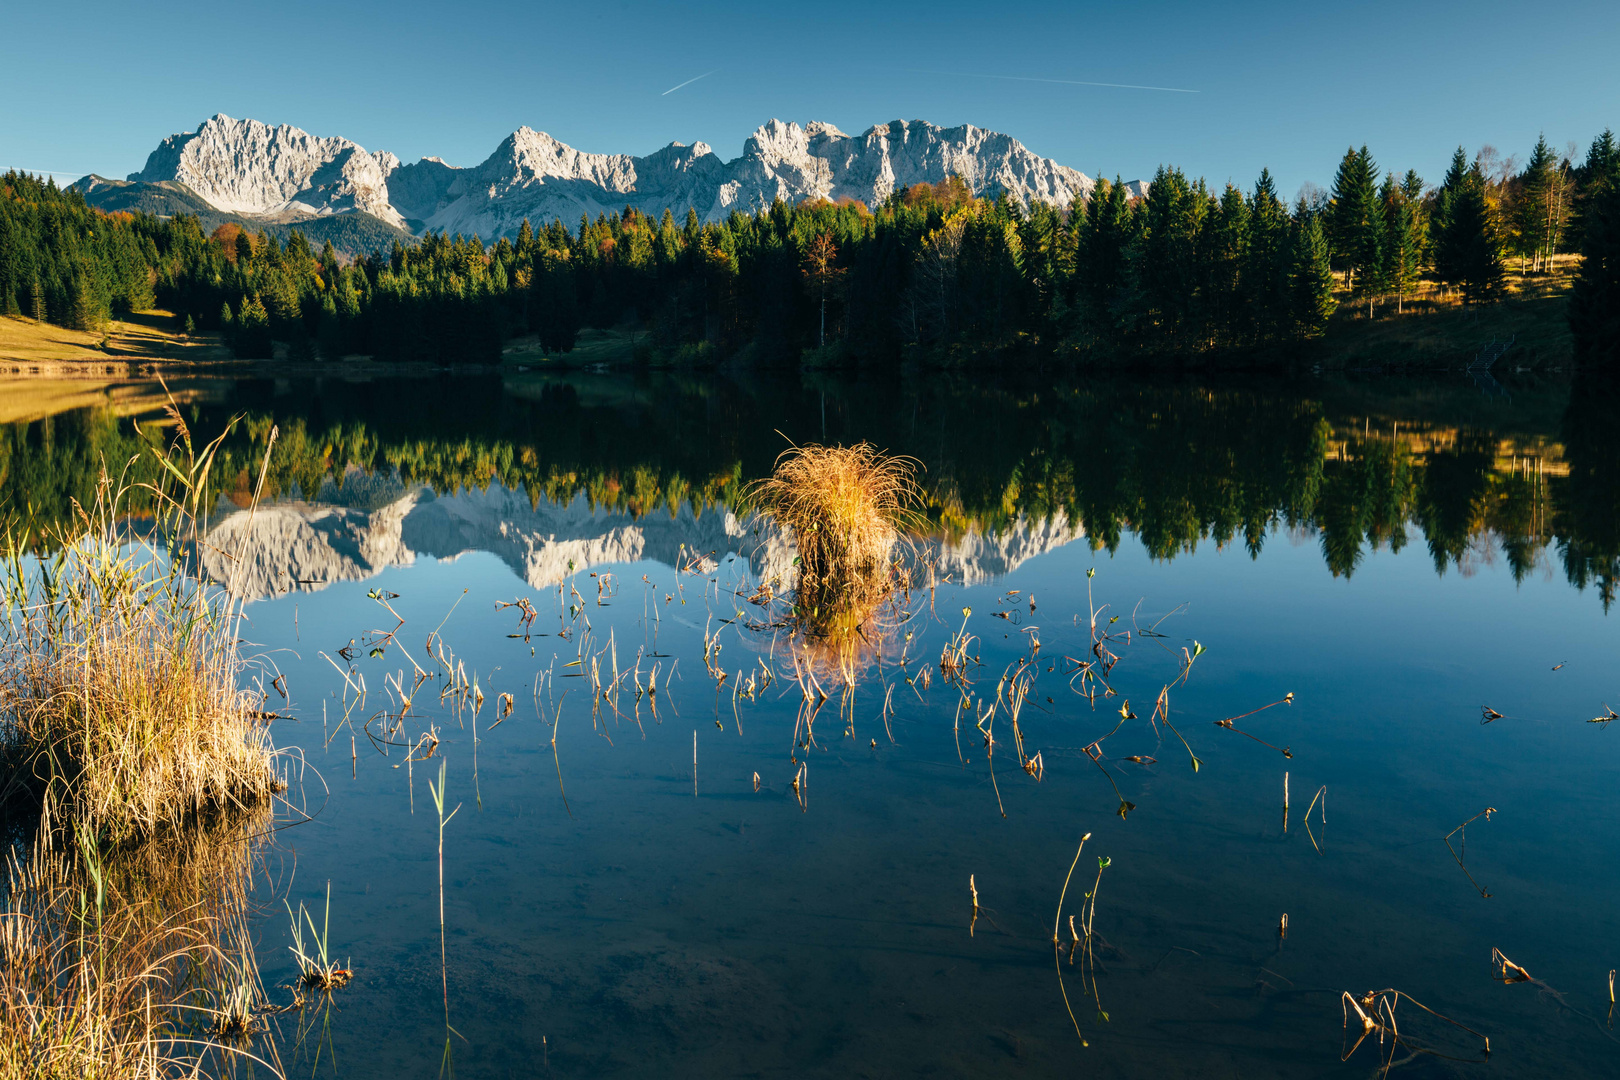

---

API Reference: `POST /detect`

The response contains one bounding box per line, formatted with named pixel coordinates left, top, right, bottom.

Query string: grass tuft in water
left=0, top=414, right=282, bottom=846
left=747, top=441, right=922, bottom=616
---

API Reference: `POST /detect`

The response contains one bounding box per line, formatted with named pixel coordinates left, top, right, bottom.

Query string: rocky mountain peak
left=99, top=114, right=1114, bottom=242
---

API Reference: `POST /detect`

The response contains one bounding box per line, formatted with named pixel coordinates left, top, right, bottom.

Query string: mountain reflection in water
left=1, top=368, right=1615, bottom=604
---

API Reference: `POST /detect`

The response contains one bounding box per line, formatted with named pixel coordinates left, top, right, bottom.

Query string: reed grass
left=0, top=412, right=281, bottom=846
left=0, top=807, right=279, bottom=1079
left=746, top=442, right=921, bottom=620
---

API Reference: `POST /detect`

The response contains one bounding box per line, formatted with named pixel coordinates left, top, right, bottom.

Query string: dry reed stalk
left=1341, top=987, right=1490, bottom=1073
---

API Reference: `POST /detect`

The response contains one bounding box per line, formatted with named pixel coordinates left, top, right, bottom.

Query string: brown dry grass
left=0, top=312, right=229, bottom=366
left=0, top=806, right=277, bottom=1079
left=0, top=411, right=281, bottom=845
left=747, top=443, right=924, bottom=685
left=1313, top=261, right=1577, bottom=369
left=747, top=442, right=922, bottom=608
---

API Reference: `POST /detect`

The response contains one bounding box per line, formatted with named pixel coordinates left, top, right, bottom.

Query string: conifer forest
left=3, top=131, right=1617, bottom=366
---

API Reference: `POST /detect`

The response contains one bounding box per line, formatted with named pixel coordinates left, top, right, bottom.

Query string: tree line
left=2, top=128, right=1617, bottom=365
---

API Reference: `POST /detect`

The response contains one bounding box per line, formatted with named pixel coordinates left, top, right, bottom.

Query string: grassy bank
left=1307, top=258, right=1578, bottom=370
left=0, top=311, right=231, bottom=366
left=0, top=411, right=285, bottom=1072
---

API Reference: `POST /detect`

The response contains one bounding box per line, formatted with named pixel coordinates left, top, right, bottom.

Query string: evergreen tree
left=1516, top=134, right=1558, bottom=272
left=1448, top=163, right=1507, bottom=303
left=532, top=252, right=580, bottom=353
left=1208, top=183, right=1249, bottom=344
left=1431, top=147, right=1470, bottom=282
left=1245, top=169, right=1291, bottom=341
left=1433, top=150, right=1505, bottom=300
left=233, top=296, right=273, bottom=358
left=1328, top=146, right=1383, bottom=307
left=1570, top=130, right=1619, bottom=254
left=1291, top=215, right=1337, bottom=338
left=1077, top=176, right=1132, bottom=332
left=1382, top=175, right=1422, bottom=314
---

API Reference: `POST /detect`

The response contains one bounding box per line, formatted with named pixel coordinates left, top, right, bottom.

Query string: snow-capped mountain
left=124, top=114, right=404, bottom=227
left=197, top=483, right=1085, bottom=601
left=93, top=114, right=1105, bottom=242
left=394, top=118, right=1095, bottom=238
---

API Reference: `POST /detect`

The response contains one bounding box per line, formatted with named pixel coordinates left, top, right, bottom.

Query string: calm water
left=4, top=368, right=1620, bottom=1077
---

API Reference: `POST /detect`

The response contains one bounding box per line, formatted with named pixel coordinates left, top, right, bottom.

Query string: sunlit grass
left=0, top=806, right=277, bottom=1079
left=747, top=441, right=922, bottom=610
left=0, top=407, right=281, bottom=845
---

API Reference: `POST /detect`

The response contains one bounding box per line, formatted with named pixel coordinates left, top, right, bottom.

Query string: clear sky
left=3, top=0, right=1615, bottom=199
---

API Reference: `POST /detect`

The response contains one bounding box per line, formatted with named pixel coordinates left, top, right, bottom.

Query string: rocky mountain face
left=396, top=118, right=1094, bottom=239
left=126, top=114, right=405, bottom=227
left=96, top=114, right=1106, bottom=242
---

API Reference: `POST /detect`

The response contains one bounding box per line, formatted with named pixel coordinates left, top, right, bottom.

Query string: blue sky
left=3, top=0, right=1615, bottom=199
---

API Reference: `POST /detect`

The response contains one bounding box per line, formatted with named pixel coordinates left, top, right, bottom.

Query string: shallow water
left=4, top=368, right=1619, bottom=1077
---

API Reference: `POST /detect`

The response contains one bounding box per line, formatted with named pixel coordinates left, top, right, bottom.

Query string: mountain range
left=71, top=113, right=1120, bottom=251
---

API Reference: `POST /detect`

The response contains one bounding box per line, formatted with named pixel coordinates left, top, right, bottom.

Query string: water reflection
left=0, top=370, right=1613, bottom=604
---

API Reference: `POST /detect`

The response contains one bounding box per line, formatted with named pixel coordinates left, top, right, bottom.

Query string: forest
left=1, top=131, right=1617, bottom=367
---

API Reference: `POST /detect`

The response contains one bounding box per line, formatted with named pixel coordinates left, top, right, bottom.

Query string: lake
left=3, top=365, right=1618, bottom=1077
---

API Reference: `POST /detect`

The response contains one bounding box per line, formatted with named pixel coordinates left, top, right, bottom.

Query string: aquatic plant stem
left=428, top=760, right=461, bottom=1046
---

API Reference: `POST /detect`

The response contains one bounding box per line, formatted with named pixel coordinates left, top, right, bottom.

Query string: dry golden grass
left=747, top=442, right=922, bottom=606
left=0, top=312, right=229, bottom=366
left=1314, top=262, right=1577, bottom=368
left=747, top=443, right=924, bottom=683
left=0, top=410, right=281, bottom=845
left=0, top=807, right=277, bottom=1080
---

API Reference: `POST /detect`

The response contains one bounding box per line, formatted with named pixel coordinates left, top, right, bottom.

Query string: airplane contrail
left=662, top=70, right=718, bottom=96
left=908, top=69, right=1199, bottom=94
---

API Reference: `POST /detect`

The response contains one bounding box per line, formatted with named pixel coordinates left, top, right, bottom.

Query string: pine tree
left=1516, top=135, right=1557, bottom=272
left=69, top=269, right=103, bottom=332
left=1077, top=176, right=1131, bottom=332
left=1570, top=130, right=1619, bottom=254
left=1245, top=168, right=1290, bottom=341
left=1382, top=176, right=1422, bottom=314
left=233, top=296, right=273, bottom=358
left=1432, top=149, right=1506, bottom=300
left=1209, top=183, right=1249, bottom=344
left=1447, top=163, right=1507, bottom=303
left=30, top=276, right=45, bottom=323
left=1328, top=146, right=1382, bottom=301
left=532, top=252, right=580, bottom=354
left=1291, top=215, right=1337, bottom=338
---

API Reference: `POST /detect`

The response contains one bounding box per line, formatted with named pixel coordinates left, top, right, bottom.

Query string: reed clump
left=0, top=415, right=281, bottom=845
left=0, top=807, right=277, bottom=1079
left=747, top=441, right=922, bottom=621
